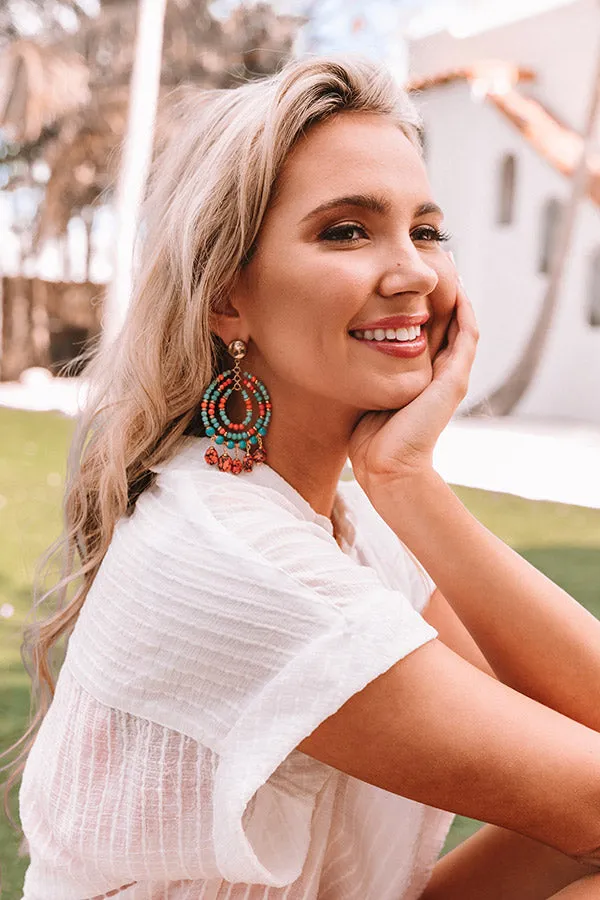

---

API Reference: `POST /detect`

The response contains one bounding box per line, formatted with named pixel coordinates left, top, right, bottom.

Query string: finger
left=455, top=284, right=479, bottom=338
left=449, top=297, right=478, bottom=379
left=436, top=292, right=478, bottom=390
left=443, top=311, right=459, bottom=350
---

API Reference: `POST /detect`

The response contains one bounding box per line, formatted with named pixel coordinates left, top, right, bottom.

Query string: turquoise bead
left=258, top=427, right=267, bottom=436
left=250, top=436, right=258, bottom=445
left=227, top=440, right=235, bottom=449
left=206, top=427, right=215, bottom=436
left=240, top=441, right=246, bottom=449
left=215, top=435, right=225, bottom=445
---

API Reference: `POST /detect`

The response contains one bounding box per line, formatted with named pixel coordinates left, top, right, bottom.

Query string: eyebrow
left=299, top=193, right=444, bottom=225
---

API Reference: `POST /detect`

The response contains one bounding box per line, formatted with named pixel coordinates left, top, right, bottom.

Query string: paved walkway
left=433, top=416, right=600, bottom=510
left=2, top=369, right=599, bottom=510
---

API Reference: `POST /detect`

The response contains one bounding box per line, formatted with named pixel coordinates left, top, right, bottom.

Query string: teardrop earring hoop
left=201, top=339, right=272, bottom=474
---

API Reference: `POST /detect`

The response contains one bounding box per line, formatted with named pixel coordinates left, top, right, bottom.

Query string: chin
left=363, top=370, right=431, bottom=411
left=393, top=367, right=432, bottom=404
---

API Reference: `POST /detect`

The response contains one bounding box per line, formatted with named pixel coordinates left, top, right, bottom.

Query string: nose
left=378, top=242, right=439, bottom=298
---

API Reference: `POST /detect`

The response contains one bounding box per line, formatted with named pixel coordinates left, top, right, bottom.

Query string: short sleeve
left=193, top=477, right=439, bottom=884
left=66, top=465, right=439, bottom=887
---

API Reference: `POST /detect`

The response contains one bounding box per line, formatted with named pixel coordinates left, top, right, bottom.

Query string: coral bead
left=218, top=453, right=232, bottom=472
left=204, top=447, right=218, bottom=465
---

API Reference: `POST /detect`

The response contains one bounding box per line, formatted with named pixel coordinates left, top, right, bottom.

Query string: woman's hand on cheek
left=348, top=271, right=479, bottom=498
left=426, top=252, right=459, bottom=358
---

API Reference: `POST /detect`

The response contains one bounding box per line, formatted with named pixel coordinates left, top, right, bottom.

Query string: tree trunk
left=467, top=34, right=600, bottom=416
left=82, top=207, right=94, bottom=283
left=102, top=0, right=167, bottom=345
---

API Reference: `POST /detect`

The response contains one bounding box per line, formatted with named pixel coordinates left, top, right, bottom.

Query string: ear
left=209, top=296, right=250, bottom=347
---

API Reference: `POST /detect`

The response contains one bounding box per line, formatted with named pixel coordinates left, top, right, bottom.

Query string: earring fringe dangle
left=201, top=339, right=272, bottom=475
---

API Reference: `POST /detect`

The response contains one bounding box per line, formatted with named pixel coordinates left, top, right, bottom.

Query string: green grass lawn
left=1, top=406, right=600, bottom=894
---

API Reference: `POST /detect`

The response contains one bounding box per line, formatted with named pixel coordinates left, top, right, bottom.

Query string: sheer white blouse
left=19, top=437, right=454, bottom=900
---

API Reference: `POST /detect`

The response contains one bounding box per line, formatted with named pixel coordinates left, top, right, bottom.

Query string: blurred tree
left=0, top=0, right=300, bottom=259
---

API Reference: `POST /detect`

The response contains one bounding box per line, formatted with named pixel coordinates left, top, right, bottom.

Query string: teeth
left=351, top=324, right=423, bottom=342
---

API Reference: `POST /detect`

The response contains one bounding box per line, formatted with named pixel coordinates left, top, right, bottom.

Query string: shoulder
left=138, top=440, right=315, bottom=554
left=149, top=438, right=321, bottom=529
left=123, top=440, right=343, bottom=591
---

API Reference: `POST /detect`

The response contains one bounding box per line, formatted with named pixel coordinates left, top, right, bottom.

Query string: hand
left=348, top=275, right=479, bottom=494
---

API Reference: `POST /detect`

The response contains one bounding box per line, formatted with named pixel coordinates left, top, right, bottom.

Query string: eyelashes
left=320, top=223, right=369, bottom=243
left=415, top=225, right=452, bottom=243
left=319, top=222, right=452, bottom=245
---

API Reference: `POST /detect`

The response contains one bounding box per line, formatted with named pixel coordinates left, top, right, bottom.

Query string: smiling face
left=213, top=110, right=458, bottom=442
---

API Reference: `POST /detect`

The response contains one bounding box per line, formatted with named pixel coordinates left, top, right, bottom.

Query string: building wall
left=410, top=0, right=600, bottom=422
left=410, top=0, right=600, bottom=134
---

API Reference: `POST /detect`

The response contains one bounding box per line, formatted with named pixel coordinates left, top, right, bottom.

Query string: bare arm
left=373, top=469, right=600, bottom=734
left=297, top=638, right=600, bottom=859
left=419, top=823, right=600, bottom=899
left=422, top=586, right=497, bottom=679
left=549, top=874, right=600, bottom=898
left=306, top=277, right=600, bottom=867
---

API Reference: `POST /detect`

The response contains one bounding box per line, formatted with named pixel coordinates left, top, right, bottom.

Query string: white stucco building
left=409, top=0, right=600, bottom=423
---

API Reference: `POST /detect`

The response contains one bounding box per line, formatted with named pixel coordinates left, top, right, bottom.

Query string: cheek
left=251, top=242, right=372, bottom=334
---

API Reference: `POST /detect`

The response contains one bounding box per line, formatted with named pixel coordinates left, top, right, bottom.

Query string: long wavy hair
left=1, top=54, right=423, bottom=830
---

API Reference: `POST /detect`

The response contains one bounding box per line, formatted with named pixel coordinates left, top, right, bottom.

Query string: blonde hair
left=1, top=54, right=422, bottom=828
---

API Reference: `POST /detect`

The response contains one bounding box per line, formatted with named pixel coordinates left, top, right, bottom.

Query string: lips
left=351, top=330, right=428, bottom=358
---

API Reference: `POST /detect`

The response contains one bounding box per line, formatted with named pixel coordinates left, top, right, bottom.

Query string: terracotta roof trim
left=406, top=61, right=536, bottom=93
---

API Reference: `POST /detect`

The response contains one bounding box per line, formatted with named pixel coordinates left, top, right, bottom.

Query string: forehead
left=273, top=111, right=430, bottom=216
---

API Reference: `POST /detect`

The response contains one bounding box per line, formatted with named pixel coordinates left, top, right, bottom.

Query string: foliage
left=0, top=0, right=300, bottom=252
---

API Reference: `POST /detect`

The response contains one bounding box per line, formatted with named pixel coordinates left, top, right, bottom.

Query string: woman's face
left=222, top=111, right=457, bottom=426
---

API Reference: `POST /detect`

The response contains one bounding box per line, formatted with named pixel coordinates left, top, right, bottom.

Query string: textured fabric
left=19, top=437, right=454, bottom=900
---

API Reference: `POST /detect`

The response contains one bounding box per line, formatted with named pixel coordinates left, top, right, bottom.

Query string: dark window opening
left=587, top=248, right=600, bottom=326
left=498, top=154, right=517, bottom=225
left=539, top=198, right=562, bottom=275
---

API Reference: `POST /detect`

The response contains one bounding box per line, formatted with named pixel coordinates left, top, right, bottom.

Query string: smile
left=348, top=325, right=427, bottom=359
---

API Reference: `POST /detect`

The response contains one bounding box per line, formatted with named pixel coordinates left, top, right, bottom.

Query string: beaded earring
left=201, top=339, right=272, bottom=475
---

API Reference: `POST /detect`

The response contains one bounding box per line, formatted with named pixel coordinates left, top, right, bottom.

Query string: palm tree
left=0, top=0, right=301, bottom=376
left=103, top=0, right=167, bottom=343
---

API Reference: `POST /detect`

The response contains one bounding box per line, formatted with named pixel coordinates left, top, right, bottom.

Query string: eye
left=319, top=222, right=368, bottom=243
left=411, top=225, right=452, bottom=243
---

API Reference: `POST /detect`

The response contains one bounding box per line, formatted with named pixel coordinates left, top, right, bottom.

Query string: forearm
left=549, top=874, right=600, bottom=898
left=373, top=469, right=600, bottom=732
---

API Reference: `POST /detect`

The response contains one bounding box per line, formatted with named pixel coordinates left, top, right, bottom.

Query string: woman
left=8, top=55, right=600, bottom=899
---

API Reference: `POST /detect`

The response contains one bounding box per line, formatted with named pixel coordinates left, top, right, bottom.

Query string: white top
left=19, top=437, right=454, bottom=900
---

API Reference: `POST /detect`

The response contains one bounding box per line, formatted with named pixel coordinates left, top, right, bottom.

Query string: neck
left=258, top=386, right=359, bottom=521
